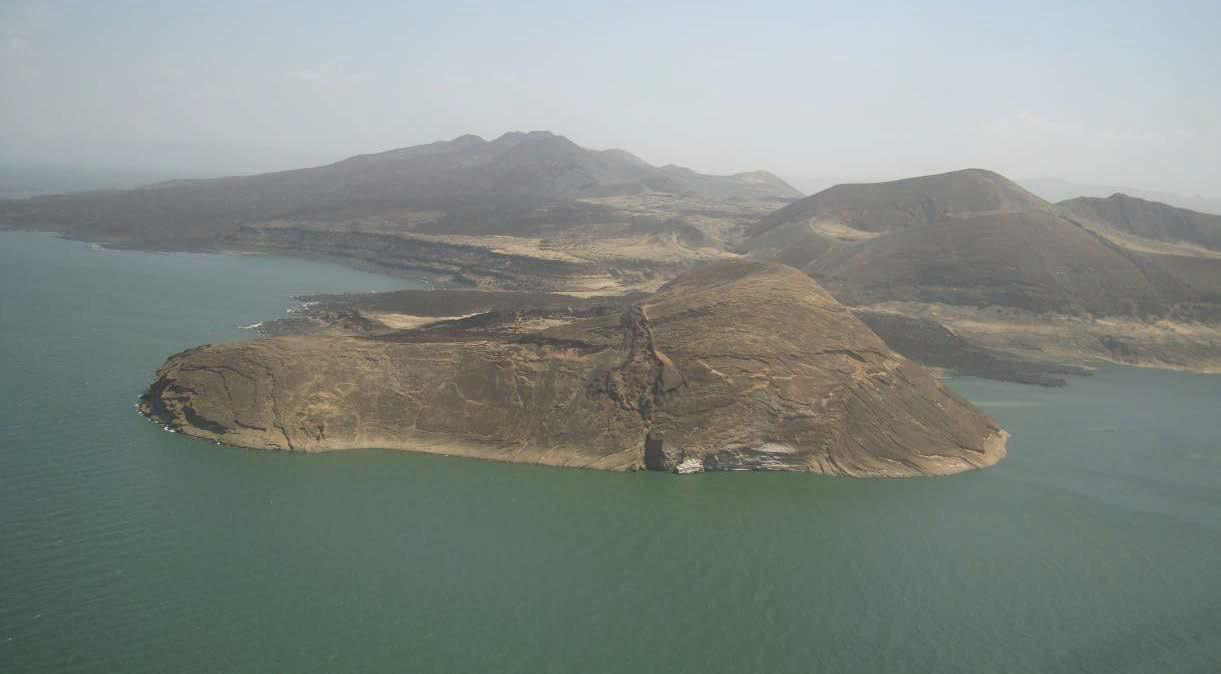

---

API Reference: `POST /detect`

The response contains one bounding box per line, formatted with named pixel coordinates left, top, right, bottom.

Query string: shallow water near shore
left=2, top=229, right=1220, bottom=673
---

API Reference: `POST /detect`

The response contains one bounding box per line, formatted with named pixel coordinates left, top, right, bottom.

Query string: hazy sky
left=3, top=0, right=1219, bottom=194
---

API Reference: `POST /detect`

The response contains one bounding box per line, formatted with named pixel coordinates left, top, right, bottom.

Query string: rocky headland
left=140, top=260, right=1007, bottom=476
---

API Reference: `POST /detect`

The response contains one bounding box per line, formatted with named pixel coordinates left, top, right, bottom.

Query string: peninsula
left=140, top=260, right=1007, bottom=476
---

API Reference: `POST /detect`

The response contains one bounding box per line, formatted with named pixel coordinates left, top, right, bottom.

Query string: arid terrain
left=141, top=260, right=1007, bottom=475
left=744, top=169, right=1221, bottom=379
left=0, top=131, right=796, bottom=294
left=4, top=132, right=1220, bottom=392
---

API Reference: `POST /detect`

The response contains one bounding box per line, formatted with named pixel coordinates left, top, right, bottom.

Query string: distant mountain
left=746, top=169, right=1220, bottom=318
left=1021, top=178, right=1221, bottom=216
left=0, top=131, right=799, bottom=247
left=1057, top=193, right=1221, bottom=253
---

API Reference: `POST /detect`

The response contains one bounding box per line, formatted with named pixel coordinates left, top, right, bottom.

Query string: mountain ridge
left=0, top=131, right=801, bottom=247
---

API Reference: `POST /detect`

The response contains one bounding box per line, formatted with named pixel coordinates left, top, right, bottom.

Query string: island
left=140, top=260, right=1007, bottom=476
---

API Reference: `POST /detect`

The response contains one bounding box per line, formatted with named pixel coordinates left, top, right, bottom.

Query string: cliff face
left=141, top=260, right=1006, bottom=476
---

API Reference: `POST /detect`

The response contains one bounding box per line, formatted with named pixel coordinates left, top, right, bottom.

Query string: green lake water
left=2, top=230, right=1219, bottom=673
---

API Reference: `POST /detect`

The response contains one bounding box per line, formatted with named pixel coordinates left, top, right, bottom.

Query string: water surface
left=2, top=230, right=1219, bottom=673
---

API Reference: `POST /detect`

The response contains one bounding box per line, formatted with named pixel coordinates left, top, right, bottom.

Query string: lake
left=2, top=230, right=1219, bottom=673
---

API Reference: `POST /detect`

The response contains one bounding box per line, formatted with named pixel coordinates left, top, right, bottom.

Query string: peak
left=753, top=167, right=1049, bottom=242
left=958, top=168, right=1006, bottom=177
left=919, top=168, right=1018, bottom=184
left=817, top=168, right=1034, bottom=199
left=492, top=130, right=563, bottom=143
left=488, top=131, right=582, bottom=156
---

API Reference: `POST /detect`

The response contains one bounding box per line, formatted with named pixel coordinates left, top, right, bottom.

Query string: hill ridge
left=0, top=131, right=800, bottom=247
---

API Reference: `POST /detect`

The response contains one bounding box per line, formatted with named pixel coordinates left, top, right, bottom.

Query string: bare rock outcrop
left=140, top=260, right=1006, bottom=476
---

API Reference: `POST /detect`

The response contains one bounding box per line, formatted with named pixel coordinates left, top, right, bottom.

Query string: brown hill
left=1058, top=193, right=1221, bottom=253
left=747, top=169, right=1218, bottom=318
left=744, top=169, right=1221, bottom=379
left=806, top=209, right=1195, bottom=315
left=745, top=169, right=1047, bottom=269
left=140, top=260, right=1006, bottom=476
left=752, top=168, right=1047, bottom=235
